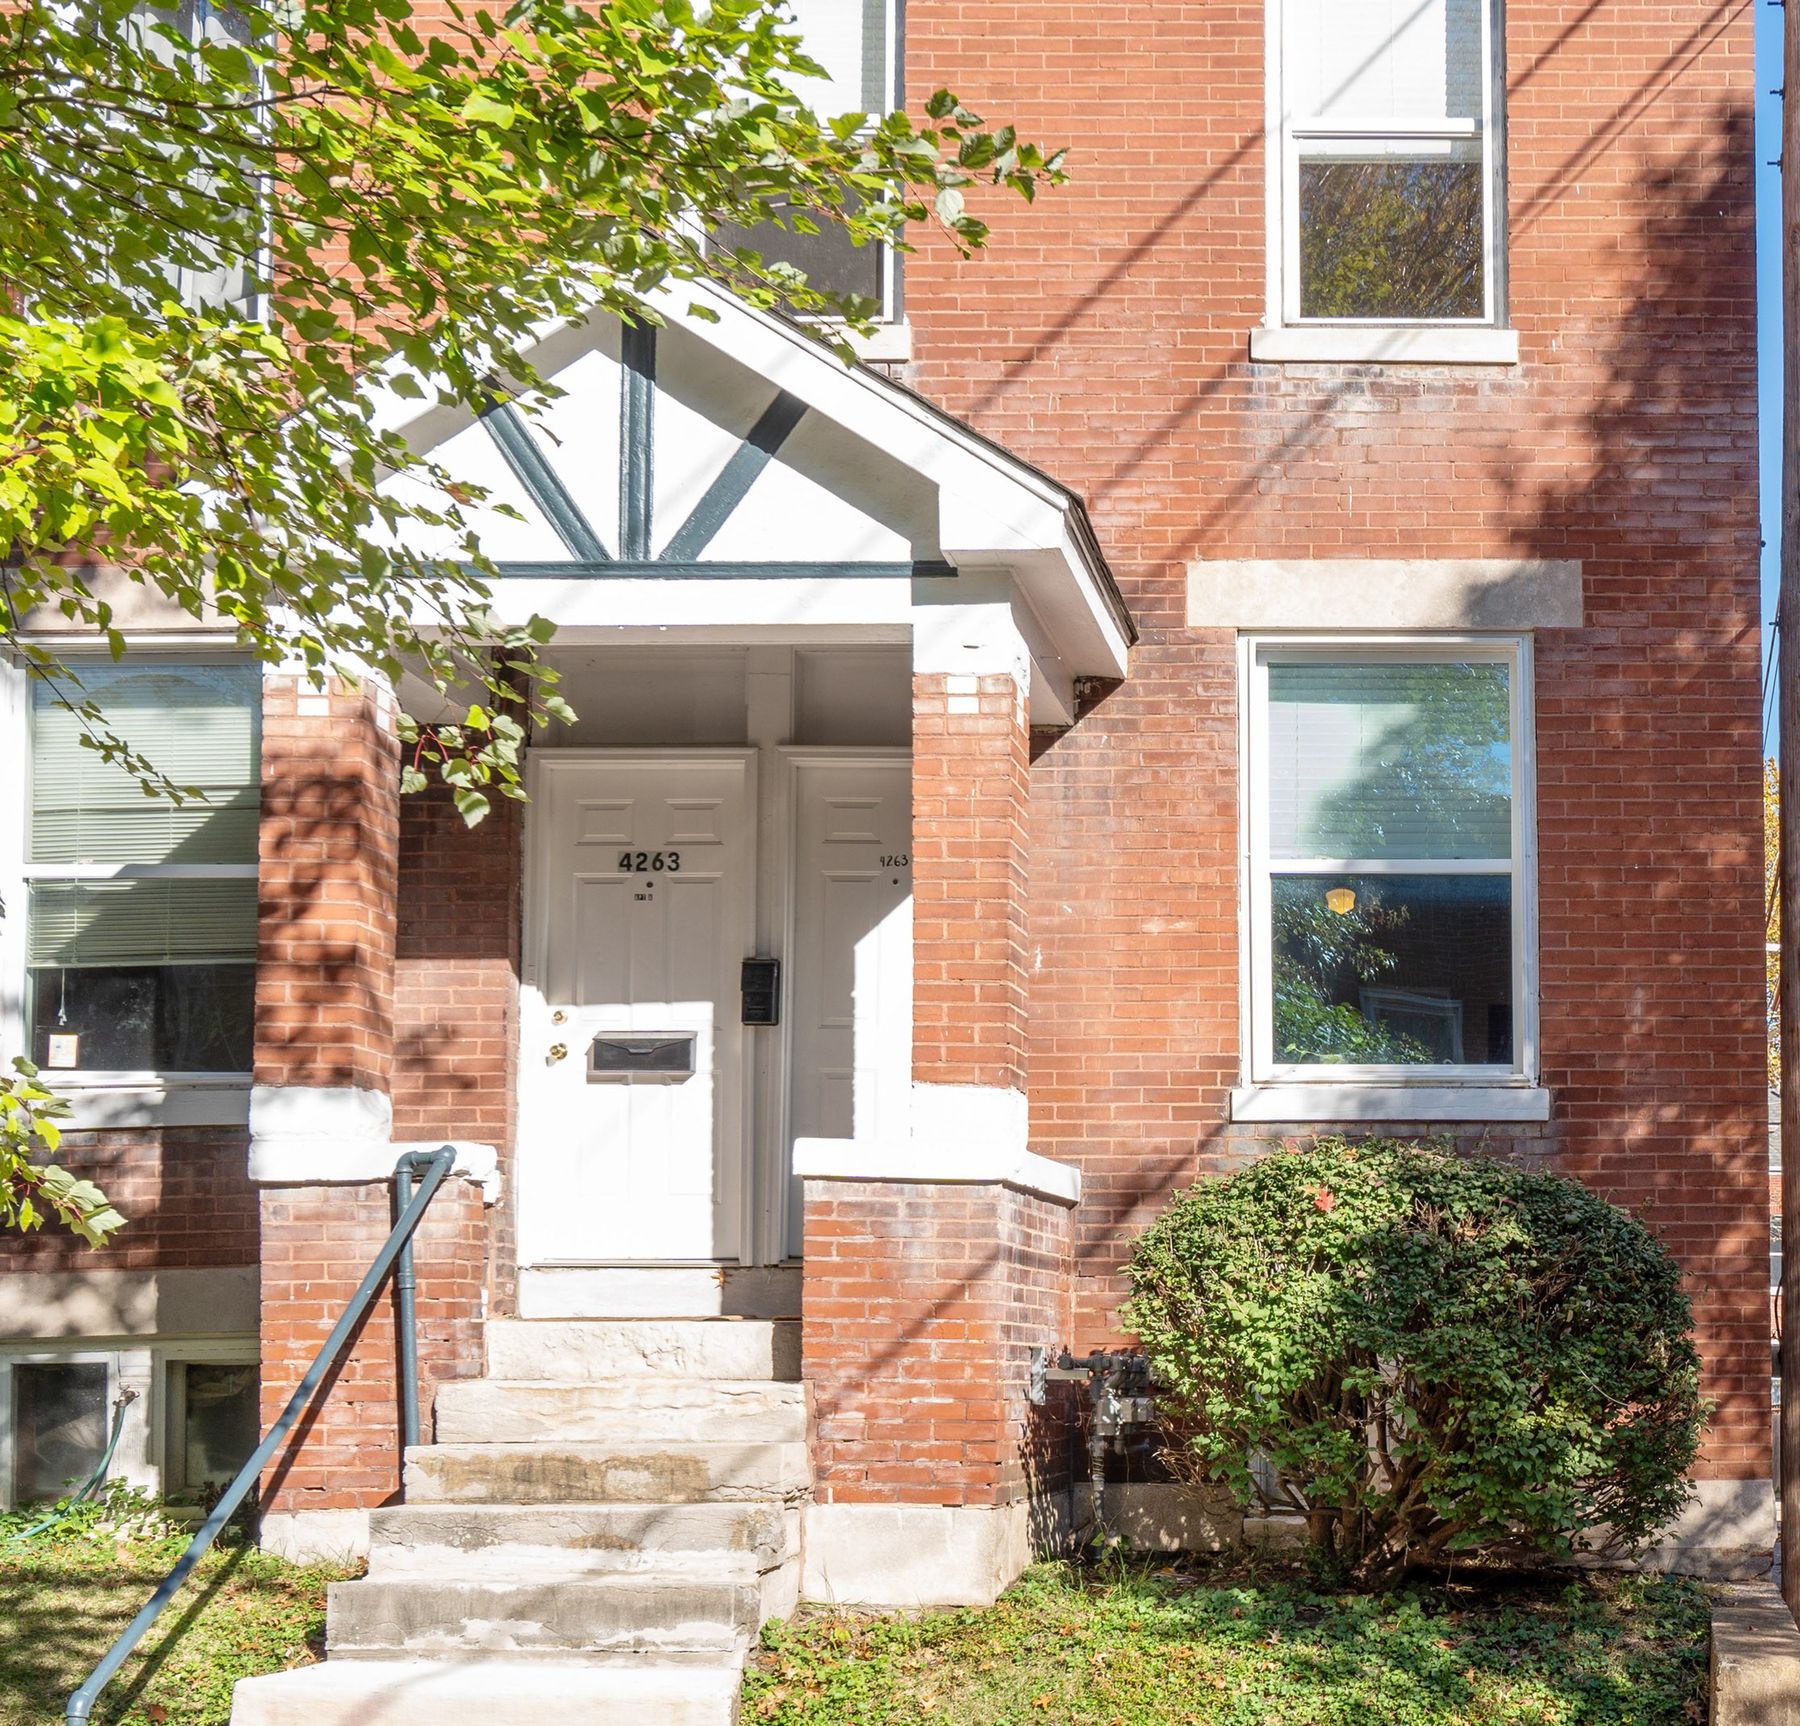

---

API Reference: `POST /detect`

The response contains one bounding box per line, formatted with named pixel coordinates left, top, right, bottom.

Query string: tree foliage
left=1124, top=1137, right=1706, bottom=1589
left=1299, top=159, right=1483, bottom=320
left=0, top=0, right=1062, bottom=801
left=0, top=1060, right=124, bottom=1247
left=0, top=0, right=1064, bottom=1242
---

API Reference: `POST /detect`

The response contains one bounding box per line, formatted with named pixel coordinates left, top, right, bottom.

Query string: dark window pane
left=13, top=1363, right=108, bottom=1504
left=28, top=962, right=256, bottom=1072
left=1272, top=874, right=1512, bottom=1065
left=1299, top=158, right=1484, bottom=320
left=176, top=1363, right=259, bottom=1495
left=712, top=205, right=886, bottom=313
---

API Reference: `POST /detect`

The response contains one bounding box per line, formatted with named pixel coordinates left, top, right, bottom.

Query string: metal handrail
left=65, top=1145, right=458, bottom=1726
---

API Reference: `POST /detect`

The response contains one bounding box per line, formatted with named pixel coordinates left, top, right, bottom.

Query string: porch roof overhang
left=369, top=284, right=1133, bottom=724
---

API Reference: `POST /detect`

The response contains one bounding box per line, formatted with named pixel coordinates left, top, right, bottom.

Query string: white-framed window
left=0, top=1342, right=259, bottom=1508
left=1262, top=0, right=1507, bottom=345
left=18, top=656, right=261, bottom=1084
left=1242, top=636, right=1536, bottom=1090
left=0, top=1351, right=122, bottom=1508
left=128, top=0, right=268, bottom=320
left=712, top=0, right=904, bottom=326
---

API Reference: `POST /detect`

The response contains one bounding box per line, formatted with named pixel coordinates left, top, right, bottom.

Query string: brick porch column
left=799, top=580, right=1078, bottom=1608
left=249, top=674, right=489, bottom=1559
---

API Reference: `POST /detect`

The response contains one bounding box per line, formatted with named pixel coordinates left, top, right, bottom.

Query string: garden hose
left=5, top=1387, right=138, bottom=1546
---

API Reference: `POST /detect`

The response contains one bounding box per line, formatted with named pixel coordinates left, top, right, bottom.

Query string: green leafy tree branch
left=0, top=0, right=1067, bottom=1242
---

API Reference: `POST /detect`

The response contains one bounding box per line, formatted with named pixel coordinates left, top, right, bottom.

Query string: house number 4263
left=618, top=851, right=681, bottom=872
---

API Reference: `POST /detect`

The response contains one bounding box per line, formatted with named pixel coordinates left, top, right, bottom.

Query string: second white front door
left=519, top=752, right=754, bottom=1265
left=785, top=752, right=914, bottom=1250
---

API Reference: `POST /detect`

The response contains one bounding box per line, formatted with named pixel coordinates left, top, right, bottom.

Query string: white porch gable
left=370, top=285, right=1132, bottom=724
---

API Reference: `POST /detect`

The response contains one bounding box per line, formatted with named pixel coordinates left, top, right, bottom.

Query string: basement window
left=0, top=1345, right=259, bottom=1509
left=165, top=1359, right=260, bottom=1499
left=10, top=1361, right=110, bottom=1505
left=1240, top=637, right=1539, bottom=1104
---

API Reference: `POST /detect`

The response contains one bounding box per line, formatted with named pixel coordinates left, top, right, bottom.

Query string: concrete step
left=327, top=1572, right=759, bottom=1660
left=434, top=1378, right=809, bottom=1445
left=485, top=1318, right=801, bottom=1383
left=404, top=1440, right=812, bottom=1506
left=230, top=1657, right=742, bottom=1726
left=366, top=1501, right=800, bottom=1579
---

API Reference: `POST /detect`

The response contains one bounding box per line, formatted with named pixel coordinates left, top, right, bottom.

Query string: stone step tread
left=328, top=1573, right=759, bottom=1658
left=486, top=1318, right=801, bottom=1383
left=229, top=1656, right=741, bottom=1726
left=367, top=1501, right=797, bottom=1576
left=404, top=1440, right=812, bottom=1505
left=434, top=1380, right=808, bottom=1445
left=441, top=1377, right=806, bottom=1401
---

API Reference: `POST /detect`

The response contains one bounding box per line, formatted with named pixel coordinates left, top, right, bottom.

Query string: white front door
left=785, top=752, right=913, bottom=1249
left=519, top=752, right=754, bottom=1265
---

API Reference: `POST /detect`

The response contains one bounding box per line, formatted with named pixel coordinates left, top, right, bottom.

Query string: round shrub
left=1122, top=1136, right=1706, bottom=1588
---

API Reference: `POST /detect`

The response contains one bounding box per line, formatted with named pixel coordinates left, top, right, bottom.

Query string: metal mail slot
left=587, top=1034, right=696, bottom=1083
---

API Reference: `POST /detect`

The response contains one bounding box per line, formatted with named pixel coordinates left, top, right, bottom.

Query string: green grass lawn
left=742, top=1560, right=1711, bottom=1726
left=0, top=1506, right=354, bottom=1726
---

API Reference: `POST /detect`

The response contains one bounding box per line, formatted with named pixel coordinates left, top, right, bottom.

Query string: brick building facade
left=0, top=0, right=1770, bottom=1664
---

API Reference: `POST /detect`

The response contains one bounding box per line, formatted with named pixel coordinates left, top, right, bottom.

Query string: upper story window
left=1265, top=0, right=1507, bottom=344
left=129, top=1, right=265, bottom=319
left=1244, top=638, right=1534, bottom=1085
left=713, top=0, right=902, bottom=323
left=24, top=660, right=261, bottom=1079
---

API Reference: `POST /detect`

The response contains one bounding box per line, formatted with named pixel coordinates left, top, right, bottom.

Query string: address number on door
left=618, top=851, right=681, bottom=872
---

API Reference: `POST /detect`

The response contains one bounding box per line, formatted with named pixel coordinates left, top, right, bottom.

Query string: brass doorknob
left=547, top=1042, right=568, bottom=1064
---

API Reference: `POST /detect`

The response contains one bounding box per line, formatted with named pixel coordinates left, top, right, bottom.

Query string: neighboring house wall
left=903, top=0, right=1766, bottom=1486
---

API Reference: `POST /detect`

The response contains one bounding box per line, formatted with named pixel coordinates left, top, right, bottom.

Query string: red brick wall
left=904, top=0, right=1766, bottom=1479
left=913, top=673, right=1031, bottom=1091
left=803, top=1179, right=1075, bottom=1506
left=392, top=783, right=522, bottom=1312
left=256, top=676, right=400, bottom=1091
left=0, top=1127, right=256, bottom=1273
left=257, top=1176, right=487, bottom=1516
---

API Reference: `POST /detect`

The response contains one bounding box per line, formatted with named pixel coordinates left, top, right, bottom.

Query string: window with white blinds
left=1271, top=0, right=1502, bottom=324
left=710, top=0, right=899, bottom=321
left=1246, top=639, right=1533, bottom=1080
left=24, top=660, right=261, bottom=1076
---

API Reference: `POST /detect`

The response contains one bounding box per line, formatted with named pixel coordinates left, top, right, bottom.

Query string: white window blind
left=1266, top=661, right=1511, bottom=861
left=31, top=662, right=261, bottom=866
left=785, top=0, right=890, bottom=116
left=23, top=659, right=261, bottom=1075
left=1284, top=0, right=1483, bottom=126
left=27, top=880, right=260, bottom=968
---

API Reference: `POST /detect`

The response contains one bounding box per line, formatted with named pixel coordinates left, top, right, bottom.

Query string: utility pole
left=1780, top=0, right=1800, bottom=1624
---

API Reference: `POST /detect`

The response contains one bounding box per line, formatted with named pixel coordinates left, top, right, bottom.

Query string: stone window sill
left=1248, top=326, right=1520, bottom=366
left=54, top=1078, right=252, bottom=1130
left=1230, top=1084, right=1551, bottom=1124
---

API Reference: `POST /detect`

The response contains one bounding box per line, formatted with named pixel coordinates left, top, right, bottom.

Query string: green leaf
left=458, top=90, right=517, bottom=128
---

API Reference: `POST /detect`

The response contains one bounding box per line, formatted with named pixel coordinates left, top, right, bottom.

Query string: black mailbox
left=587, top=1034, right=696, bottom=1082
left=741, top=957, right=781, bottom=1026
